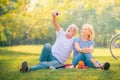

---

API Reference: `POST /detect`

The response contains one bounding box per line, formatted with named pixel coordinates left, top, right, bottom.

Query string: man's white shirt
left=52, top=28, right=74, bottom=64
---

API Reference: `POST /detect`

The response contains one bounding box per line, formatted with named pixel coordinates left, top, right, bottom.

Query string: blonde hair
left=83, top=24, right=95, bottom=40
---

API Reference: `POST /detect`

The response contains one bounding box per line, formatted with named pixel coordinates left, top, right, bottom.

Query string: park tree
left=0, top=0, right=120, bottom=47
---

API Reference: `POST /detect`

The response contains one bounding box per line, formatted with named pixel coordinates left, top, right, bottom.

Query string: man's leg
left=40, top=43, right=52, bottom=62
left=72, top=53, right=85, bottom=67
left=29, top=60, right=61, bottom=71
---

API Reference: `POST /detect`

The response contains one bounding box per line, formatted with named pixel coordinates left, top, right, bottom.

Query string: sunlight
left=27, top=0, right=38, bottom=11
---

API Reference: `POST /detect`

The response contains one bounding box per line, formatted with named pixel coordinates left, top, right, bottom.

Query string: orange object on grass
left=78, top=61, right=85, bottom=68
left=78, top=61, right=85, bottom=66
left=77, top=61, right=89, bottom=69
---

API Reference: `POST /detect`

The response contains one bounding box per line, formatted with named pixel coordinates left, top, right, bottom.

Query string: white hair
left=66, top=24, right=79, bottom=32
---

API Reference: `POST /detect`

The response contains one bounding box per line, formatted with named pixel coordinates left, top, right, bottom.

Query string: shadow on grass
left=0, top=49, right=39, bottom=57
left=0, top=48, right=40, bottom=66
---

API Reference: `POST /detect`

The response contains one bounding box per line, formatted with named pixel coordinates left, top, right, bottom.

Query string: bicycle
left=110, top=32, right=120, bottom=60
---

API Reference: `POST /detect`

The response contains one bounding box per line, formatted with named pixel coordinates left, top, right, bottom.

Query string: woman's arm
left=74, top=42, right=94, bottom=53
left=85, top=45, right=94, bottom=53
left=74, top=42, right=85, bottom=53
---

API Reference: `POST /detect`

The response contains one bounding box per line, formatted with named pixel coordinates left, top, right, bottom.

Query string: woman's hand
left=85, top=48, right=91, bottom=53
left=82, top=48, right=87, bottom=53
left=82, top=47, right=92, bottom=53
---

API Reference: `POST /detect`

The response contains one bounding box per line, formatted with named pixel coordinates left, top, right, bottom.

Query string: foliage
left=0, top=0, right=120, bottom=47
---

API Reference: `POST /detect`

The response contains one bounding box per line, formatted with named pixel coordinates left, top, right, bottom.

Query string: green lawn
left=0, top=45, right=120, bottom=80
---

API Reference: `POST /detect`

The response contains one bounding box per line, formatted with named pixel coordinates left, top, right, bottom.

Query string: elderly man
left=20, top=10, right=78, bottom=72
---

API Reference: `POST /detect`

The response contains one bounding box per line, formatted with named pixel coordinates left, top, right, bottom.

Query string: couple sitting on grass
left=20, top=10, right=110, bottom=73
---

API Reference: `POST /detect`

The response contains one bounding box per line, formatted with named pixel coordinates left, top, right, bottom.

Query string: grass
left=0, top=45, right=120, bottom=80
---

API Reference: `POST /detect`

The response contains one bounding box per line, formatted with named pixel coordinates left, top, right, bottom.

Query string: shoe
left=20, top=61, right=29, bottom=73
left=103, top=62, right=110, bottom=70
left=49, top=66, right=56, bottom=70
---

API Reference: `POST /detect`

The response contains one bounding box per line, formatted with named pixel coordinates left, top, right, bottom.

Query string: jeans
left=29, top=43, right=62, bottom=71
left=72, top=52, right=95, bottom=67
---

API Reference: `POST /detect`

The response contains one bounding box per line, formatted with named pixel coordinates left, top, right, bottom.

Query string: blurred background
left=0, top=0, right=120, bottom=47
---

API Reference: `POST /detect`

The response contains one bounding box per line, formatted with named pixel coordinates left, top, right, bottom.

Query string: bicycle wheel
left=110, top=33, right=120, bottom=60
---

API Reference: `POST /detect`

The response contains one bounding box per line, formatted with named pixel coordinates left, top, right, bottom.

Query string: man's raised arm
left=52, top=10, right=60, bottom=32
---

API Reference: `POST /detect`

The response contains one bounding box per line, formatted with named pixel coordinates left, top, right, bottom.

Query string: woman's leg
left=72, top=53, right=85, bottom=67
left=40, top=43, right=52, bottom=62
left=85, top=53, right=99, bottom=68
